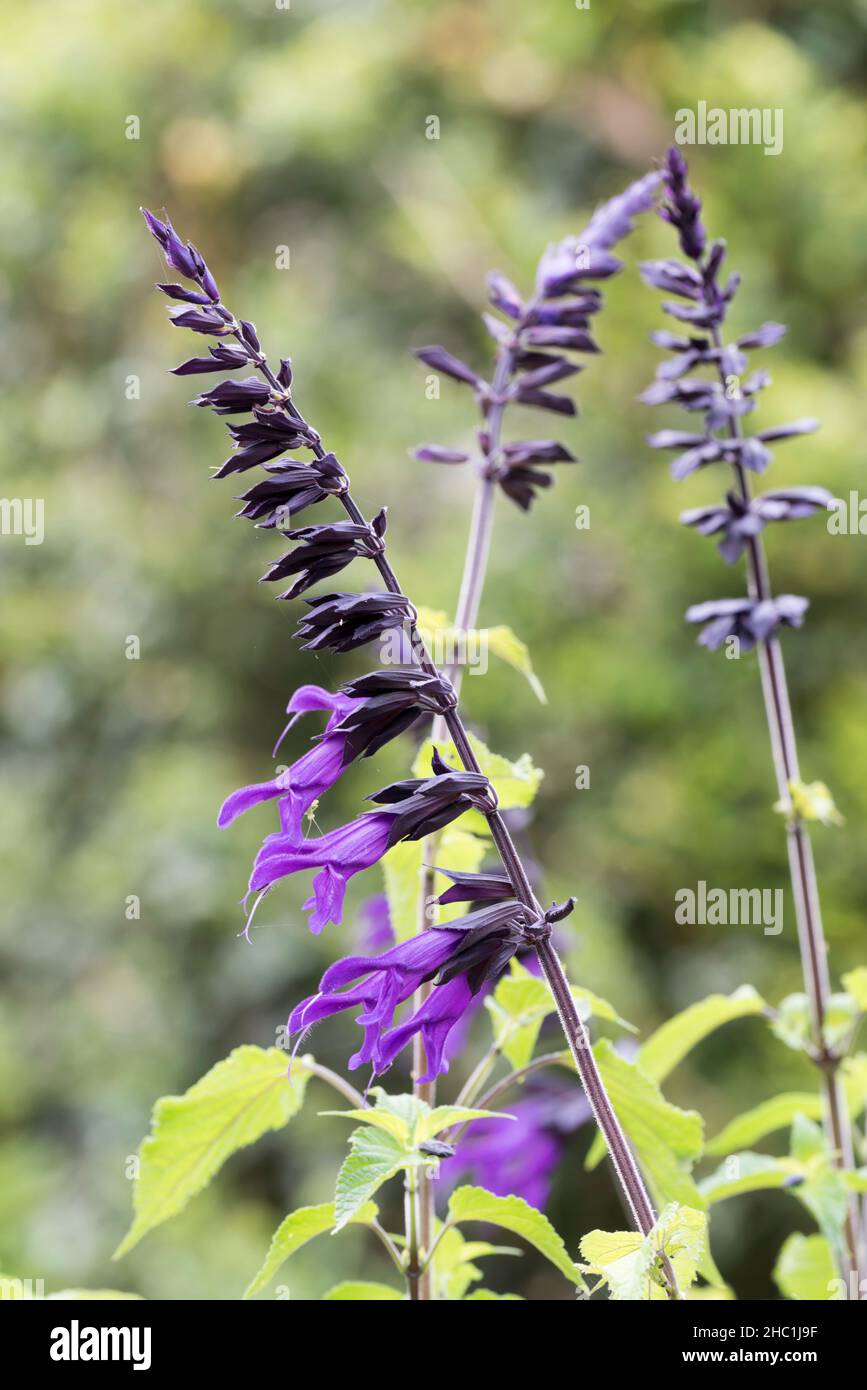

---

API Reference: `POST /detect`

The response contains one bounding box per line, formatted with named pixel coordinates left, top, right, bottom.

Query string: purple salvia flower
left=288, top=901, right=531, bottom=1077
left=218, top=684, right=361, bottom=839
left=681, top=487, right=834, bottom=564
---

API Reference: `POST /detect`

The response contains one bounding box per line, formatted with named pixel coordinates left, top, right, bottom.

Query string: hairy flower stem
left=223, top=307, right=679, bottom=1299
left=709, top=326, right=862, bottom=1287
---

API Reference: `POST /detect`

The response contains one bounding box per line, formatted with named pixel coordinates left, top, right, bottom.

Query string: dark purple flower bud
left=686, top=594, right=808, bottom=652
left=512, top=387, right=577, bottom=417
left=756, top=419, right=821, bottom=443
left=170, top=307, right=231, bottom=336
left=578, top=169, right=662, bottom=252
left=514, top=358, right=582, bottom=391
left=215, top=407, right=316, bottom=478
left=436, top=868, right=514, bottom=905
left=525, top=295, right=602, bottom=326
left=521, top=325, right=600, bottom=353
left=414, top=346, right=482, bottom=388
left=235, top=453, right=347, bottom=526
left=367, top=752, right=497, bottom=844
left=336, top=667, right=457, bottom=760
left=261, top=515, right=386, bottom=599
left=171, top=344, right=251, bottom=376
left=658, top=147, right=706, bottom=262
left=482, top=312, right=513, bottom=345
left=156, top=283, right=212, bottom=305
left=142, top=208, right=203, bottom=283
left=536, top=242, right=622, bottom=298
left=487, top=270, right=524, bottom=320
left=500, top=440, right=575, bottom=466
left=412, top=444, right=471, bottom=465
left=192, top=376, right=272, bottom=415
left=639, top=259, right=704, bottom=300
left=294, top=590, right=416, bottom=654
left=682, top=486, right=835, bottom=563
left=737, top=323, right=787, bottom=350
left=238, top=319, right=261, bottom=353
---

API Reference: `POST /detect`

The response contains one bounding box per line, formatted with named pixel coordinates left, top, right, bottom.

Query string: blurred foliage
left=2, top=0, right=867, bottom=1300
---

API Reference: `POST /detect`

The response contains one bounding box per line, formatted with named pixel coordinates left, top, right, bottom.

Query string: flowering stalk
left=409, top=177, right=669, bottom=1290
left=640, top=147, right=862, bottom=1289
left=142, top=204, right=680, bottom=1298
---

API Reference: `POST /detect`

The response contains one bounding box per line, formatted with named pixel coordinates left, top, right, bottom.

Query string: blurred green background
left=2, top=0, right=867, bottom=1300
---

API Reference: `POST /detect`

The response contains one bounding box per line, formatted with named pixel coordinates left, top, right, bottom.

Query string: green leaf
left=773, top=1233, right=838, bottom=1301
left=429, top=1225, right=521, bottom=1300
left=580, top=1204, right=708, bottom=1301
left=414, top=608, right=546, bottom=703
left=842, top=967, right=867, bottom=1012
left=335, top=1126, right=422, bottom=1231
left=701, top=1152, right=795, bottom=1204
left=485, top=959, right=553, bottom=1069
left=322, top=1281, right=403, bottom=1301
left=707, top=1093, right=823, bottom=1155
left=447, top=1185, right=585, bottom=1288
left=486, top=626, right=547, bottom=704
left=244, top=1201, right=378, bottom=1299
left=637, top=986, right=766, bottom=1084
left=114, top=1046, right=311, bottom=1258
left=417, top=1106, right=512, bottom=1143
left=823, top=993, right=858, bottom=1049
left=585, top=1040, right=704, bottom=1211
left=770, top=993, right=813, bottom=1053
left=706, top=1056, right=867, bottom=1154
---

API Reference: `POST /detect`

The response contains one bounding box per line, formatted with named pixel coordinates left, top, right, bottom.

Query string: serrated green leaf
left=842, top=967, right=867, bottom=1012
left=322, top=1281, right=403, bottom=1301
left=485, top=959, right=553, bottom=1069
left=638, top=986, right=766, bottom=1084
left=244, top=1200, right=378, bottom=1298
left=418, top=1106, right=512, bottom=1143
left=447, top=1185, right=585, bottom=1288
left=585, top=1040, right=704, bottom=1211
left=773, top=1233, right=837, bottom=1301
left=115, top=1046, right=311, bottom=1259
left=581, top=1204, right=707, bottom=1301
left=700, top=1152, right=795, bottom=1204
left=335, top=1126, right=422, bottom=1231
left=429, top=1225, right=521, bottom=1300
left=414, top=608, right=546, bottom=704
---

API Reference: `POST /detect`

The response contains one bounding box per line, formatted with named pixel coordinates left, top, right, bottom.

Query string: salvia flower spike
left=412, top=169, right=662, bottom=513
left=141, top=203, right=681, bottom=1291
left=639, top=148, right=861, bottom=1289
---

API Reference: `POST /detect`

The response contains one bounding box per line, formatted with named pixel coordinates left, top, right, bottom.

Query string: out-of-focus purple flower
left=681, top=487, right=834, bottom=563
left=359, top=894, right=394, bottom=952
left=142, top=209, right=219, bottom=297
left=289, top=900, right=531, bottom=1078
left=445, top=1077, right=591, bottom=1210
left=640, top=148, right=827, bottom=653
left=413, top=172, right=660, bottom=512
left=686, top=594, right=809, bottom=652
